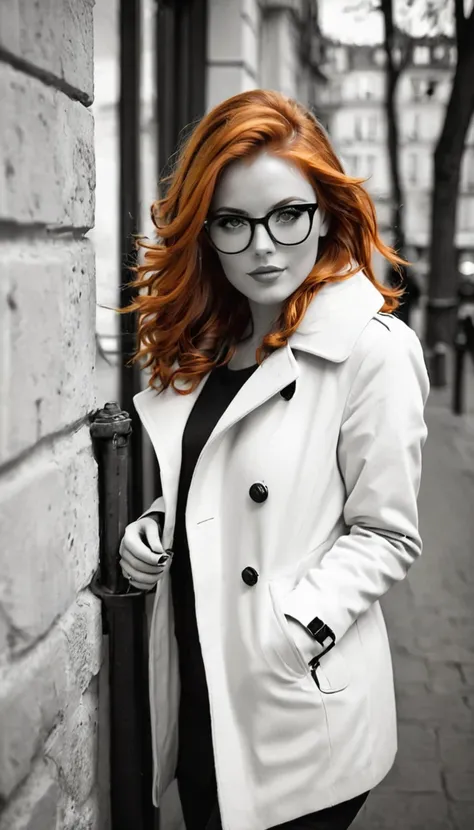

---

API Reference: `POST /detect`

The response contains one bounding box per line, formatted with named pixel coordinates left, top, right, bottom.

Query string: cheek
left=287, top=235, right=320, bottom=278
left=217, top=253, right=250, bottom=287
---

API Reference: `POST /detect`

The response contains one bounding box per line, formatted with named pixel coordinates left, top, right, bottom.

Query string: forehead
left=211, top=151, right=316, bottom=214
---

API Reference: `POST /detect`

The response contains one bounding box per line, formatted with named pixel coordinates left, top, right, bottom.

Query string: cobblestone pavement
left=353, top=357, right=474, bottom=830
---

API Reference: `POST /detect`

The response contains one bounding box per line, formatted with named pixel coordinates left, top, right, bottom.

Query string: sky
left=318, top=0, right=469, bottom=44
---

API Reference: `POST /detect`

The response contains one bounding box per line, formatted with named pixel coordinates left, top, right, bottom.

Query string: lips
left=248, top=266, right=286, bottom=283
left=248, top=266, right=284, bottom=276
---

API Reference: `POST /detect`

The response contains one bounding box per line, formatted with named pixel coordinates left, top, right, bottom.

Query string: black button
left=241, top=567, right=259, bottom=586
left=249, top=482, right=268, bottom=503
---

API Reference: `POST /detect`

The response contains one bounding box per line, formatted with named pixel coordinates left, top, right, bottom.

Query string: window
left=462, top=151, right=474, bottom=191
left=413, top=46, right=430, bottom=65
left=373, top=48, right=386, bottom=66
left=344, top=155, right=358, bottom=176
left=368, top=114, right=378, bottom=140
left=353, top=114, right=377, bottom=141
left=411, top=77, right=423, bottom=101
left=358, top=74, right=376, bottom=100
left=334, top=47, right=348, bottom=73
left=366, top=154, right=376, bottom=178
left=407, top=153, right=418, bottom=185
left=406, top=112, right=420, bottom=140
left=458, top=198, right=474, bottom=231
left=433, top=45, right=445, bottom=61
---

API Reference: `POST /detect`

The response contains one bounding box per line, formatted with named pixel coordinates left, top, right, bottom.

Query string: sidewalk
left=353, top=354, right=474, bottom=830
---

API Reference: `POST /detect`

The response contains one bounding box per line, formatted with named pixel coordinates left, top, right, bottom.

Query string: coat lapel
left=133, top=271, right=385, bottom=542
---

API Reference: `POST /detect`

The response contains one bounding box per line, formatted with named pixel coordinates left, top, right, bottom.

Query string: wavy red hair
left=125, top=89, right=404, bottom=394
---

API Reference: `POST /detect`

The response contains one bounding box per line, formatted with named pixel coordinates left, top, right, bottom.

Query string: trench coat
left=133, top=270, right=430, bottom=830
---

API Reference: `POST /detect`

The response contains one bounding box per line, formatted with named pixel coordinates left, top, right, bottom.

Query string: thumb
left=144, top=519, right=165, bottom=554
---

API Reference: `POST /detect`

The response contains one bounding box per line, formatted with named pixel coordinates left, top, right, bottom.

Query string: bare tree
left=426, top=1, right=474, bottom=385
left=345, top=0, right=410, bottom=255
left=380, top=0, right=410, bottom=257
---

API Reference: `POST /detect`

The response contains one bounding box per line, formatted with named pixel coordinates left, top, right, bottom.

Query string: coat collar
left=288, top=269, right=385, bottom=362
left=133, top=271, right=384, bottom=538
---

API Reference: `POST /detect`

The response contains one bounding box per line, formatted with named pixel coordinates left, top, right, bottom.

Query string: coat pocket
left=313, top=647, right=350, bottom=694
left=268, top=580, right=350, bottom=693
left=268, top=582, right=309, bottom=676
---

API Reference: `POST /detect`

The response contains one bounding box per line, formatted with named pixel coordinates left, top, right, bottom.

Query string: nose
left=253, top=223, right=276, bottom=256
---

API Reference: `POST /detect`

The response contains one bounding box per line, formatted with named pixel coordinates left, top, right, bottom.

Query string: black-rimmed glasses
left=204, top=203, right=319, bottom=255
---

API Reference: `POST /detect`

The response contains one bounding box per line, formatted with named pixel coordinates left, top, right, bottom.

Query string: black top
left=169, top=362, right=258, bottom=796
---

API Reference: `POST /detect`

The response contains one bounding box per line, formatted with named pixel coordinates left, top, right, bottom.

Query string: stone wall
left=0, top=2, right=101, bottom=828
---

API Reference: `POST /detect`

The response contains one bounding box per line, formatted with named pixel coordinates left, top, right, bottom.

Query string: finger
left=120, top=548, right=166, bottom=575
left=121, top=562, right=160, bottom=586
left=121, top=531, right=164, bottom=566
left=142, top=518, right=165, bottom=554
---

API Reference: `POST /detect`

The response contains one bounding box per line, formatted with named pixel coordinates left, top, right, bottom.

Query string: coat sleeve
left=281, top=320, right=430, bottom=645
left=140, top=495, right=165, bottom=518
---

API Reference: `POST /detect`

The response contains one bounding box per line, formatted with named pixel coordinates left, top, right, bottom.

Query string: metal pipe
left=119, top=0, right=144, bottom=520
left=90, top=402, right=156, bottom=830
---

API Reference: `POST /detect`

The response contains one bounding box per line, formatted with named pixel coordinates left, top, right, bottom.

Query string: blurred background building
left=318, top=36, right=474, bottom=289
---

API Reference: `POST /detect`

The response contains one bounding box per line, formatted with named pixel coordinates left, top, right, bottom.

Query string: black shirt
left=170, top=363, right=258, bottom=799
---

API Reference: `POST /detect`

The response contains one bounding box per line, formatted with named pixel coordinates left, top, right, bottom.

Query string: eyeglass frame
left=203, top=203, right=319, bottom=255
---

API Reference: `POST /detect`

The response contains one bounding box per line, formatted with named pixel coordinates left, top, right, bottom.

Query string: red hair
left=125, top=89, right=404, bottom=394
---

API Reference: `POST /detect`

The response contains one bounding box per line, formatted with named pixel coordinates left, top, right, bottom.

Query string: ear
left=319, top=209, right=329, bottom=238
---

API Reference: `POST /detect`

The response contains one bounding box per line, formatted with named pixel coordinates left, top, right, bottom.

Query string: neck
left=247, top=300, right=282, bottom=343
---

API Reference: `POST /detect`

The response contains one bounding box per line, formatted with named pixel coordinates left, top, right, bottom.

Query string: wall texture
left=0, top=1, right=101, bottom=828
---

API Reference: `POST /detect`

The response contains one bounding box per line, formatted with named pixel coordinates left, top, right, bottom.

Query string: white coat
left=133, top=270, right=430, bottom=830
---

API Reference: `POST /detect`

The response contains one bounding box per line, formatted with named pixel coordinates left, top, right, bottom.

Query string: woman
left=119, top=89, right=429, bottom=830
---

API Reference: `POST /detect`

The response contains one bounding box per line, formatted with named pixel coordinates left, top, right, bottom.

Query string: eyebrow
left=212, top=197, right=309, bottom=216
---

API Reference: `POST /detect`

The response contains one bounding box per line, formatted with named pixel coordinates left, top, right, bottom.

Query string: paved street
left=353, top=354, right=474, bottom=830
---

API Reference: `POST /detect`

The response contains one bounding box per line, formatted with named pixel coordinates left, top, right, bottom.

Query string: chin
left=248, top=282, right=294, bottom=304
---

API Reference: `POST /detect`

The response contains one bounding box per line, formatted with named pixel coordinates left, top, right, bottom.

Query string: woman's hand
left=119, top=514, right=171, bottom=591
left=286, top=615, right=321, bottom=664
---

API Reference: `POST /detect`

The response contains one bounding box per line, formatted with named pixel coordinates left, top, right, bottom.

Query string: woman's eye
left=275, top=208, right=301, bottom=223
left=216, top=216, right=245, bottom=231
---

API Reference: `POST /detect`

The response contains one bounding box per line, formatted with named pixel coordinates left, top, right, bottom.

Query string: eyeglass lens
left=208, top=206, right=312, bottom=254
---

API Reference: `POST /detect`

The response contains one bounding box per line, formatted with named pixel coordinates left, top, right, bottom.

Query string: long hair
left=125, top=89, right=405, bottom=394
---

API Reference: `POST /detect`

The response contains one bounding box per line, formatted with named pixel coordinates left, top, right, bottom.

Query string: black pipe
left=156, top=0, right=207, bottom=186
left=119, top=0, right=144, bottom=520
left=152, top=0, right=207, bottom=502
left=90, top=402, right=156, bottom=830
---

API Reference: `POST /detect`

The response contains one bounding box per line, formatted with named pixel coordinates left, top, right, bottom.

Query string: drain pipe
left=90, top=402, right=156, bottom=830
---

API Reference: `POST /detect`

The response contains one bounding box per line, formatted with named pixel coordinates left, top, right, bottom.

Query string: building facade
left=0, top=1, right=101, bottom=828
left=318, top=36, right=474, bottom=283
left=207, top=0, right=325, bottom=112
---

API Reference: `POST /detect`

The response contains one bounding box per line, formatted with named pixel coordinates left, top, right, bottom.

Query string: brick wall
left=0, top=2, right=101, bottom=829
